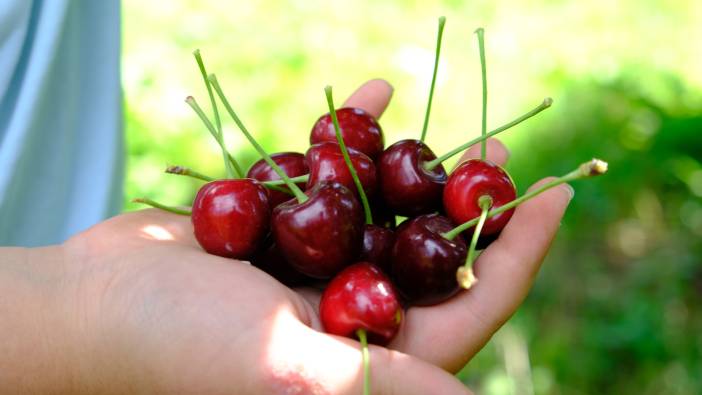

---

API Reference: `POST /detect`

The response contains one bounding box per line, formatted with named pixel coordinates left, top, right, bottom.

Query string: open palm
left=62, top=80, right=571, bottom=394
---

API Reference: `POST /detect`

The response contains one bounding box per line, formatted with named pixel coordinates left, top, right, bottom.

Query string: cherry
left=247, top=152, right=309, bottom=207
left=390, top=214, right=467, bottom=306
left=370, top=198, right=396, bottom=229
left=191, top=179, right=271, bottom=259
left=210, top=76, right=365, bottom=279
left=359, top=224, right=395, bottom=273
left=320, top=262, right=403, bottom=345
left=271, top=181, right=364, bottom=279
left=377, top=139, right=448, bottom=216
left=249, top=237, right=311, bottom=287
left=311, top=107, right=384, bottom=159
left=443, top=159, right=516, bottom=236
left=305, top=142, right=377, bottom=199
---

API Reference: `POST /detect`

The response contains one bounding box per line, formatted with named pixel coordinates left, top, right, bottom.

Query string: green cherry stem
left=442, top=159, right=609, bottom=240
left=456, top=195, right=491, bottom=289
left=185, top=96, right=243, bottom=178
left=423, top=97, right=553, bottom=171
left=356, top=329, right=371, bottom=395
left=132, top=198, right=191, bottom=216
left=165, top=165, right=215, bottom=182
left=475, top=28, right=488, bottom=161
left=263, top=174, right=309, bottom=186
left=164, top=164, right=306, bottom=195
left=325, top=86, right=373, bottom=225
left=420, top=16, right=446, bottom=142
left=192, top=50, right=243, bottom=179
left=208, top=74, right=308, bottom=203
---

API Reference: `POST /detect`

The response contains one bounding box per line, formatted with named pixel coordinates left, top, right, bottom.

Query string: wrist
left=0, top=245, right=86, bottom=394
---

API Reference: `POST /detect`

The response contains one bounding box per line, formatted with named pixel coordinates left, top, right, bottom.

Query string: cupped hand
left=58, top=79, right=569, bottom=394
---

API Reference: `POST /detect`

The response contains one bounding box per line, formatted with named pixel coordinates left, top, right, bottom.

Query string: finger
left=264, top=318, right=473, bottom=395
left=342, top=79, right=394, bottom=119
left=390, top=177, right=572, bottom=372
left=456, top=138, right=510, bottom=168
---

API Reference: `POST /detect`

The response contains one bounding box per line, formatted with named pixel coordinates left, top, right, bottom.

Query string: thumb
left=263, top=316, right=472, bottom=394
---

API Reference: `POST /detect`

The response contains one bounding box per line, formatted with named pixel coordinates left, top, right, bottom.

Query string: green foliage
left=122, top=1, right=702, bottom=393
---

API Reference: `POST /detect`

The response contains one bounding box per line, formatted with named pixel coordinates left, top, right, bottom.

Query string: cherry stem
left=208, top=74, right=308, bottom=203
left=261, top=175, right=309, bottom=197
left=442, top=159, right=608, bottom=240
left=475, top=28, right=488, bottom=161
left=420, top=16, right=446, bottom=143
left=457, top=195, right=491, bottom=289
left=325, top=86, right=373, bottom=225
left=165, top=165, right=215, bottom=182
left=192, top=50, right=243, bottom=179
left=423, top=97, right=553, bottom=170
left=185, top=96, right=242, bottom=179
left=356, top=329, right=370, bottom=395
left=262, top=174, right=309, bottom=186
left=132, top=198, right=191, bottom=216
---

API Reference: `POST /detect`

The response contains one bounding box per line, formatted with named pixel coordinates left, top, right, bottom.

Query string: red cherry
left=390, top=214, right=467, bottom=306
left=359, top=224, right=395, bottom=273
left=192, top=179, right=270, bottom=259
left=320, top=262, right=403, bottom=345
left=377, top=139, right=447, bottom=217
left=305, top=141, right=377, bottom=199
left=247, top=152, right=308, bottom=208
left=249, top=238, right=312, bottom=287
left=311, top=107, right=384, bottom=159
left=443, top=159, right=516, bottom=236
left=272, top=181, right=364, bottom=279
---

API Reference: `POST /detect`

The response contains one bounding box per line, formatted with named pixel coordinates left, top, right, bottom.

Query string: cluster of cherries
left=135, top=19, right=607, bottom=395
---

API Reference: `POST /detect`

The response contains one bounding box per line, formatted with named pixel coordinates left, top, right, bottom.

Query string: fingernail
left=564, top=184, right=575, bottom=201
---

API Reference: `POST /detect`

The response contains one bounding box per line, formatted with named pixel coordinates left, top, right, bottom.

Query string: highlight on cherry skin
left=311, top=107, right=385, bottom=160
left=443, top=158, right=517, bottom=237
left=320, top=262, right=403, bottom=345
left=191, top=178, right=271, bottom=259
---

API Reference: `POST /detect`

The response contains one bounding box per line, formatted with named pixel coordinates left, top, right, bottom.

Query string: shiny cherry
left=443, top=159, right=516, bottom=236
left=390, top=214, right=467, bottom=306
left=272, top=181, right=364, bottom=279
left=246, top=152, right=308, bottom=208
left=377, top=139, right=447, bottom=217
left=311, top=107, right=384, bottom=159
left=192, top=179, right=270, bottom=259
left=370, top=198, right=396, bottom=229
left=320, top=262, right=403, bottom=345
left=359, top=224, right=395, bottom=273
left=250, top=238, right=311, bottom=287
left=305, top=141, right=377, bottom=199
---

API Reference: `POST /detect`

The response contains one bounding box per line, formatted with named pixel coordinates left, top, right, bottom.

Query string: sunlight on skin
left=140, top=224, right=176, bottom=241
left=264, top=308, right=359, bottom=395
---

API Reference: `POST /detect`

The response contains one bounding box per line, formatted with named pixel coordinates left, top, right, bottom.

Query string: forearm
left=0, top=246, right=77, bottom=394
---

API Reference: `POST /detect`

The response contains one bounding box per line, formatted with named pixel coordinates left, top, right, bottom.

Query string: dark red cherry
left=370, top=198, right=396, bottom=229
left=192, top=179, right=270, bottom=259
left=246, top=152, right=308, bottom=207
left=249, top=238, right=311, bottom=287
left=377, top=139, right=447, bottom=217
left=390, top=214, right=467, bottom=306
left=311, top=107, right=384, bottom=159
left=443, top=159, right=516, bottom=236
left=320, top=262, right=403, bottom=345
left=272, top=181, right=364, bottom=279
left=305, top=141, right=377, bottom=199
left=359, top=224, right=395, bottom=273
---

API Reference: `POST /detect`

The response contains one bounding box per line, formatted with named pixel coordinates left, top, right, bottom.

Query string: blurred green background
left=122, top=1, right=702, bottom=393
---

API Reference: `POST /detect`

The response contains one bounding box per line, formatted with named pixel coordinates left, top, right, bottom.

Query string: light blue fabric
left=0, top=0, right=123, bottom=247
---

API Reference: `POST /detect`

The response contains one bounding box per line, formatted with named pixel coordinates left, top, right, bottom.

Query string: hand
left=13, top=80, right=570, bottom=394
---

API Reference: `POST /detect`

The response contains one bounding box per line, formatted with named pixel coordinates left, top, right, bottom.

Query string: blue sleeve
left=0, top=0, right=124, bottom=247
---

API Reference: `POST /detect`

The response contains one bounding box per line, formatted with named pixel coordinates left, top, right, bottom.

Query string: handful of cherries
left=135, top=19, right=607, bottom=395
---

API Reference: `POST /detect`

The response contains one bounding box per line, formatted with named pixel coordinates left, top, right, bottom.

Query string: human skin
left=0, top=79, right=572, bottom=394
